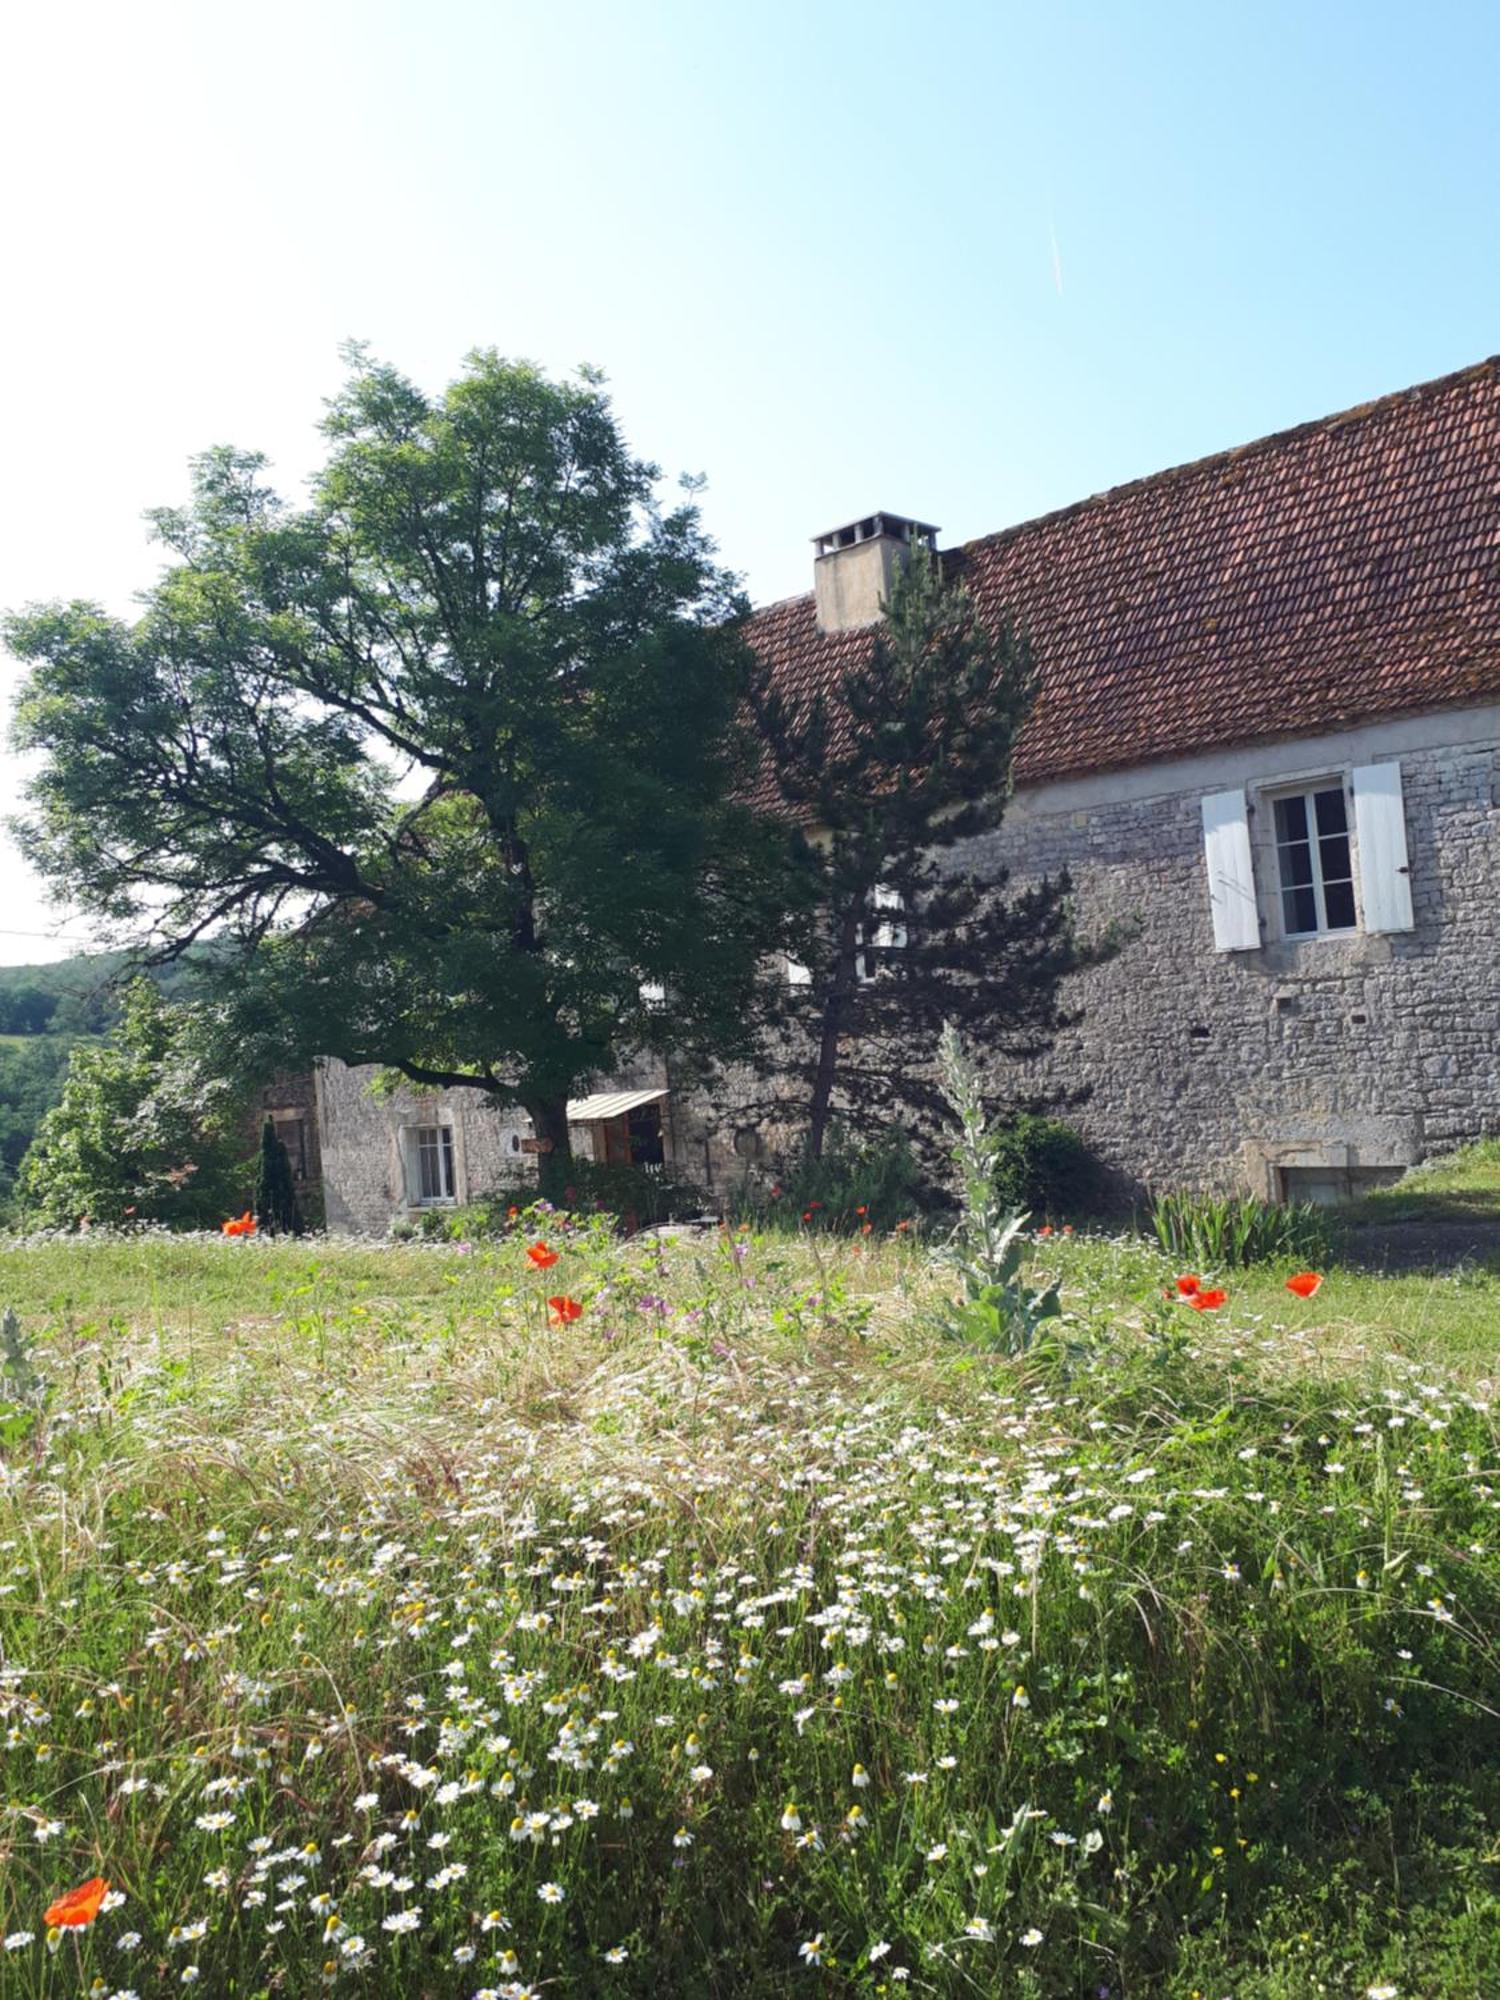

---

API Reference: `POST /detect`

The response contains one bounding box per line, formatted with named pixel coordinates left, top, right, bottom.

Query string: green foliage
left=748, top=540, right=1105, bottom=1161
left=936, top=1020, right=1061, bottom=1351
left=0, top=954, right=123, bottom=1036
left=743, top=1125, right=924, bottom=1233
left=0, top=982, right=58, bottom=1034
left=0, top=1305, right=48, bottom=1447
left=989, top=1110, right=1104, bottom=1219
left=0, top=1033, right=77, bottom=1215
left=14, top=978, right=251, bottom=1230
left=253, top=1116, right=303, bottom=1236
left=1151, top=1187, right=1331, bottom=1269
left=6, top=351, right=808, bottom=1199
left=402, top=1161, right=705, bottom=1239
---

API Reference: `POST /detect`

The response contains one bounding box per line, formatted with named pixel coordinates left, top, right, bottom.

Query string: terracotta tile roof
left=745, top=356, right=1500, bottom=792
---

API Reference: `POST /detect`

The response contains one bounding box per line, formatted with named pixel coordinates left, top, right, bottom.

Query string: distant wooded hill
left=0, top=950, right=205, bottom=1037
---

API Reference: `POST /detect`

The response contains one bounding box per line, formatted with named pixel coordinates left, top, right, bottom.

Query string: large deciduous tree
left=6, top=350, right=803, bottom=1195
left=748, top=544, right=1104, bottom=1161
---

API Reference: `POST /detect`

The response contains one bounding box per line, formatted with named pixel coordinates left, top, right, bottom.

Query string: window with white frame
left=1200, top=762, right=1414, bottom=953
left=408, top=1124, right=456, bottom=1204
left=856, top=883, right=908, bottom=983
left=1271, top=783, right=1356, bottom=937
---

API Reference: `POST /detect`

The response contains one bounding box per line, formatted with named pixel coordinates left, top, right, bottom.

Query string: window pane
left=1323, top=879, right=1356, bottom=929
left=1318, top=832, right=1352, bottom=885
left=1282, top=883, right=1318, bottom=934
left=1278, top=837, right=1313, bottom=887
left=1274, top=795, right=1309, bottom=843
left=1313, top=787, right=1348, bottom=836
left=415, top=1125, right=453, bottom=1201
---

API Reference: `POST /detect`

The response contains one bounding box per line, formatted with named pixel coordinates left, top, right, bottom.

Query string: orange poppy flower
left=547, top=1295, right=583, bottom=1325
left=44, top=1875, right=109, bottom=1928
left=1188, top=1288, right=1228, bottom=1311
left=222, top=1210, right=256, bottom=1237
left=1285, top=1271, right=1323, bottom=1299
left=526, top=1241, right=559, bottom=1269
left=1176, top=1274, right=1202, bottom=1296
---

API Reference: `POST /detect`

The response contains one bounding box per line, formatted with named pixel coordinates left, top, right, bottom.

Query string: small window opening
left=412, top=1124, right=456, bottom=1204
left=855, top=884, right=908, bottom=983
left=1273, top=785, right=1356, bottom=937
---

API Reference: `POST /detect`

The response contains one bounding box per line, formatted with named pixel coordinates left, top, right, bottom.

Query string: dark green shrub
left=741, top=1126, right=924, bottom=1234
left=989, top=1112, right=1104, bottom=1220
left=409, top=1161, right=705, bottom=1239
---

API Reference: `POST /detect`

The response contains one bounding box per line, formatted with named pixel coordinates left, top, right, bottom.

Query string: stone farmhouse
left=293, top=355, right=1500, bottom=1233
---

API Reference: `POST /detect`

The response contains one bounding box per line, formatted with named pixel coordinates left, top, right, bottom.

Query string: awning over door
left=565, top=1087, right=668, bottom=1123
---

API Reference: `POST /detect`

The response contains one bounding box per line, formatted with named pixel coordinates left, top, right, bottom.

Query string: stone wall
left=948, top=706, right=1500, bottom=1196
left=314, top=704, right=1500, bottom=1229
left=314, top=1063, right=532, bottom=1237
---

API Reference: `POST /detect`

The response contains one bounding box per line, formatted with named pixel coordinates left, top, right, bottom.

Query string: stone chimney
left=812, top=511, right=939, bottom=635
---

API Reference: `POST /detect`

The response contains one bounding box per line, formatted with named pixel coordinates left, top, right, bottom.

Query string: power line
left=0, top=927, right=98, bottom=941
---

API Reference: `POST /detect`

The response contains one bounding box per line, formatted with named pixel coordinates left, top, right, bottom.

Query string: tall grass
left=1150, top=1188, right=1329, bottom=1269
left=0, top=1221, right=1495, bottom=1996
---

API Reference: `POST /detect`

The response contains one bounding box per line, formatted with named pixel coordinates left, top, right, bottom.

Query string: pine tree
left=749, top=544, right=1106, bottom=1161
left=254, top=1117, right=302, bottom=1236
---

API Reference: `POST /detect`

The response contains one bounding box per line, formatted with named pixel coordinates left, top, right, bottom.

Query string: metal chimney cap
left=812, top=512, right=939, bottom=559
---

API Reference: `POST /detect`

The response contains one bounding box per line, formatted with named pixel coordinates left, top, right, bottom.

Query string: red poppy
left=801, top=1210, right=814, bottom=1224
left=860, top=1223, right=872, bottom=1235
left=895, top=1219, right=911, bottom=1233
left=547, top=1295, right=583, bottom=1325
left=1062, top=1225, right=1074, bottom=1236
left=1188, top=1288, right=1228, bottom=1311
left=1037, top=1224, right=1054, bottom=1238
left=526, top=1241, right=560, bottom=1269
left=855, top=1205, right=867, bottom=1216
left=44, top=1876, right=109, bottom=1929
left=1175, top=1274, right=1202, bottom=1296
left=506, top=1205, right=520, bottom=1220
left=1285, top=1271, right=1323, bottom=1299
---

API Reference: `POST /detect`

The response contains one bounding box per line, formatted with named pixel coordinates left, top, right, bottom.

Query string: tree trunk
left=527, top=1095, right=575, bottom=1204
left=806, top=911, right=861, bottom=1160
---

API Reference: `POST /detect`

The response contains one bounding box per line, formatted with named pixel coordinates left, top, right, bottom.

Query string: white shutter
left=1352, top=762, right=1415, bottom=934
left=1200, top=788, right=1260, bottom=951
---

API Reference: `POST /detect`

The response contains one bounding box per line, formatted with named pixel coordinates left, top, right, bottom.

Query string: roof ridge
left=948, top=353, right=1500, bottom=571
left=744, top=352, right=1500, bottom=619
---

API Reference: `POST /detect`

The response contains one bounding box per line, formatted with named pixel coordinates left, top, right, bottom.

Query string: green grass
left=1338, top=1138, right=1500, bottom=1229
left=0, top=1220, right=1496, bottom=1997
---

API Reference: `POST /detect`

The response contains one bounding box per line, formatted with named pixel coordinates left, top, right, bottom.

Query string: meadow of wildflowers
left=0, top=1216, right=1497, bottom=1997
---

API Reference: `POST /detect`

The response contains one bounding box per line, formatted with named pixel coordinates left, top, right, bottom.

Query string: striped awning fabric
left=565, top=1087, right=668, bottom=1124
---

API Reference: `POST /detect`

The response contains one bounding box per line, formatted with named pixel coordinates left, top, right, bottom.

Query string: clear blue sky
left=2, top=0, right=1497, bottom=960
